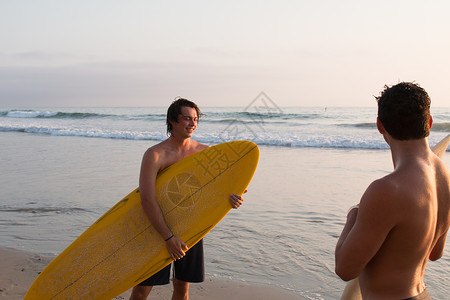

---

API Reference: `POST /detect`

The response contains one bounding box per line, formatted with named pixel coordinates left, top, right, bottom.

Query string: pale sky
left=1, top=0, right=449, bottom=107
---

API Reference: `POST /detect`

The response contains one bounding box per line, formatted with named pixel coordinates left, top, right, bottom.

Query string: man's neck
left=388, top=137, right=430, bottom=169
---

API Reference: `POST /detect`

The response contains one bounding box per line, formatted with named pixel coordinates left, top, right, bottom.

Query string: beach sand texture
left=0, top=246, right=304, bottom=300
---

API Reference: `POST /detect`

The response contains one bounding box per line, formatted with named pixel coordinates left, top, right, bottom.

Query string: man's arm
left=139, top=149, right=188, bottom=261
left=335, top=206, right=359, bottom=281
left=429, top=229, right=448, bottom=261
left=335, top=180, right=397, bottom=281
left=336, top=206, right=358, bottom=257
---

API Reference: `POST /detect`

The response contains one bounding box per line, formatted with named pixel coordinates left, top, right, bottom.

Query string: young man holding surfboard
left=129, top=98, right=244, bottom=300
left=335, top=82, right=450, bottom=299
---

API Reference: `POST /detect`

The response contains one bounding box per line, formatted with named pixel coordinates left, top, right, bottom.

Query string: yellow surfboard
left=340, top=134, right=450, bottom=300
left=25, top=140, right=259, bottom=300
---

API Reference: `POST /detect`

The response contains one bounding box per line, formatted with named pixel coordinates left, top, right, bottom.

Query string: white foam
left=6, top=110, right=57, bottom=118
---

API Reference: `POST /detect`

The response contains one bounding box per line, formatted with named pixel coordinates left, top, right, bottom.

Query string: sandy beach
left=0, top=246, right=305, bottom=300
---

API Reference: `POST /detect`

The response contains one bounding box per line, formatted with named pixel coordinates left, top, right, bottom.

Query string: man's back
left=358, top=150, right=450, bottom=299
left=336, top=82, right=450, bottom=299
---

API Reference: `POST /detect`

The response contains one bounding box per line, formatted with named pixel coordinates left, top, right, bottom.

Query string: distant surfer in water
left=129, top=98, right=244, bottom=300
left=335, top=82, right=450, bottom=299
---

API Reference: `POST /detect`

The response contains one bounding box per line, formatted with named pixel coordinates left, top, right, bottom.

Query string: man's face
left=171, top=106, right=198, bottom=138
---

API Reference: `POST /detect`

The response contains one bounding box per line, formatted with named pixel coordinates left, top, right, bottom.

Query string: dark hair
left=376, top=82, right=431, bottom=140
left=166, top=98, right=201, bottom=135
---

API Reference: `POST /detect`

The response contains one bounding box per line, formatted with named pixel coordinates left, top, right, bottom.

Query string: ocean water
left=0, top=106, right=449, bottom=299
left=1, top=106, right=449, bottom=149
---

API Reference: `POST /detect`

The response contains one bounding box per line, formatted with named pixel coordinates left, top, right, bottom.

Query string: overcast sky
left=1, top=0, right=449, bottom=107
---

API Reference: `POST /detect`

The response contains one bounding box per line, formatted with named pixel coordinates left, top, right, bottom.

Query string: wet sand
left=0, top=246, right=305, bottom=300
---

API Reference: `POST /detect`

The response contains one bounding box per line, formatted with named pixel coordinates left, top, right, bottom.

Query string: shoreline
left=0, top=246, right=305, bottom=300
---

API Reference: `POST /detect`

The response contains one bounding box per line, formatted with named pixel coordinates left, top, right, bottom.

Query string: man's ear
left=376, top=117, right=386, bottom=134
left=429, top=115, right=433, bottom=130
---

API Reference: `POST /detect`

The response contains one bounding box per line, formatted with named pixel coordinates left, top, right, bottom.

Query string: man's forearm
left=336, top=206, right=359, bottom=255
left=141, top=198, right=173, bottom=240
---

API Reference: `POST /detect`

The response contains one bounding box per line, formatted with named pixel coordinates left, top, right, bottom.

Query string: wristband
left=164, top=234, right=174, bottom=242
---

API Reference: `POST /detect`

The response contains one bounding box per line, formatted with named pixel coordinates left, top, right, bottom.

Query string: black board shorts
left=138, top=239, right=204, bottom=286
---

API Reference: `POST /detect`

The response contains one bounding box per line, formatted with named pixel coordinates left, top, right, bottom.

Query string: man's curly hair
left=376, top=82, right=431, bottom=140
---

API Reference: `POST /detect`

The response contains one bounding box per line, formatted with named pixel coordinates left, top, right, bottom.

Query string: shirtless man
left=129, top=98, right=244, bottom=300
left=335, top=82, right=450, bottom=299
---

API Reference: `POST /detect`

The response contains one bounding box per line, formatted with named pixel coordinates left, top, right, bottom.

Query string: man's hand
left=165, top=236, right=188, bottom=261
left=229, top=193, right=244, bottom=209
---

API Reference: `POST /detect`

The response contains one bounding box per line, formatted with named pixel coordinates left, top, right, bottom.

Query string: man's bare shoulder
left=192, top=140, right=209, bottom=152
left=144, top=140, right=170, bottom=157
left=363, top=176, right=399, bottom=205
left=433, top=155, right=450, bottom=212
left=434, top=154, right=450, bottom=185
left=141, top=140, right=174, bottom=170
left=358, top=176, right=407, bottom=225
